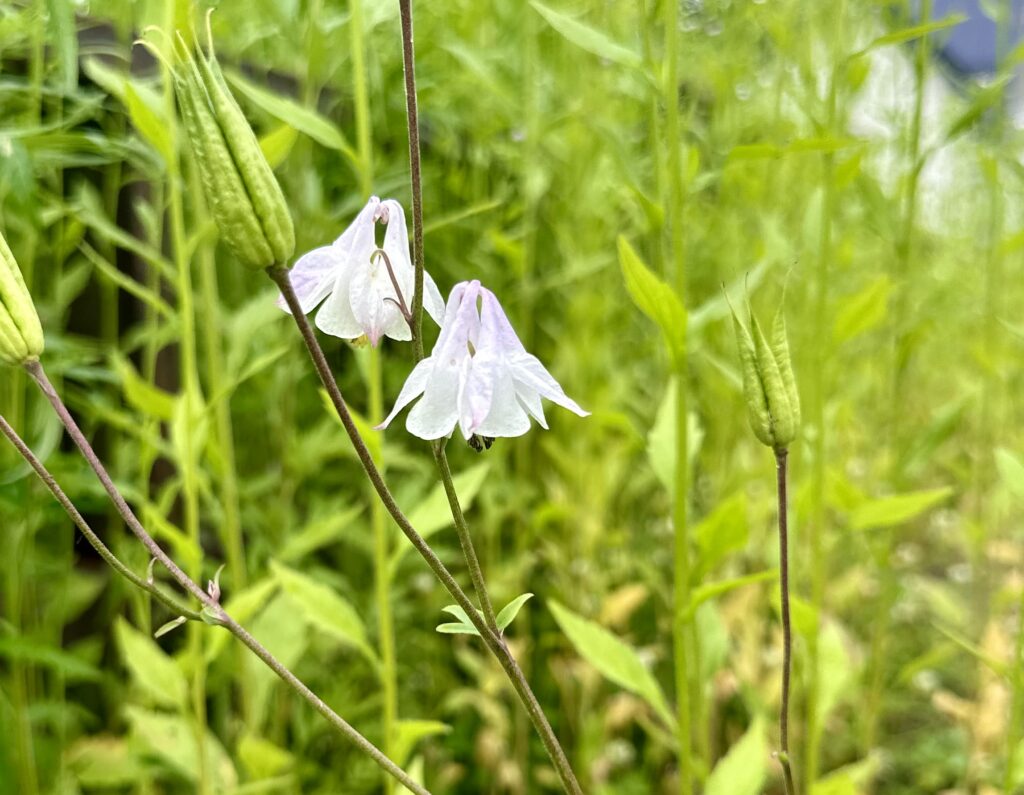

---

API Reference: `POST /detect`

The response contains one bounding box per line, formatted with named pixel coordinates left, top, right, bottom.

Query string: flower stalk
left=20, top=359, right=427, bottom=795
left=270, top=266, right=583, bottom=795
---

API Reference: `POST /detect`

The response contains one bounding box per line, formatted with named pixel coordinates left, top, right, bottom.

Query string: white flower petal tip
left=381, top=281, right=588, bottom=442
left=277, top=196, right=441, bottom=342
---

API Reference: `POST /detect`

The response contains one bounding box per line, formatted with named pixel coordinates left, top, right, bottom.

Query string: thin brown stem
left=399, top=0, right=425, bottom=360
left=270, top=266, right=582, bottom=795
left=776, top=447, right=796, bottom=795
left=0, top=413, right=200, bottom=620
left=23, top=360, right=427, bottom=795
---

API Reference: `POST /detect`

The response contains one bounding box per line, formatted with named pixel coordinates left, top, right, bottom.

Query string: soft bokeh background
left=1, top=0, right=1023, bottom=792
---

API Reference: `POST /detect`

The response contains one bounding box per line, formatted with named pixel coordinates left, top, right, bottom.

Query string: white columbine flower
left=379, top=280, right=589, bottom=440
left=278, top=196, right=445, bottom=345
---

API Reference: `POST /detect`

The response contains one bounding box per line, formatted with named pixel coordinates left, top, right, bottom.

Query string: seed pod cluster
left=170, top=26, right=294, bottom=271
left=0, top=229, right=44, bottom=366
left=728, top=294, right=800, bottom=451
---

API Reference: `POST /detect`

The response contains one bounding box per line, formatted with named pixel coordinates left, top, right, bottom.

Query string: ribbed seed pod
left=0, top=230, right=44, bottom=365
left=728, top=294, right=800, bottom=451
left=195, top=47, right=294, bottom=264
left=170, top=28, right=293, bottom=271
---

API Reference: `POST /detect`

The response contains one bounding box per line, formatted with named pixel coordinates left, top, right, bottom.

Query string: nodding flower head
left=277, top=196, right=445, bottom=346
left=378, top=280, right=589, bottom=441
left=727, top=292, right=800, bottom=451
left=0, top=230, right=43, bottom=366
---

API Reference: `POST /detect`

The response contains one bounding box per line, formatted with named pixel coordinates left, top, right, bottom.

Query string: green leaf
left=279, top=505, right=364, bottom=563
left=125, top=706, right=237, bottom=789
left=394, top=720, right=451, bottom=768
left=694, top=492, right=748, bottom=574
left=686, top=570, right=777, bottom=620
left=111, top=354, right=176, bottom=420
left=0, top=636, right=102, bottom=682
left=618, top=236, right=687, bottom=367
left=850, top=487, right=953, bottom=531
left=496, top=593, right=534, bottom=631
left=815, top=622, right=856, bottom=726
left=852, top=14, right=966, bottom=56
left=124, top=81, right=172, bottom=164
left=530, top=1, right=642, bottom=68
left=996, top=448, right=1024, bottom=501
left=704, top=716, right=767, bottom=795
left=237, top=734, right=294, bottom=780
left=154, top=616, right=188, bottom=639
left=225, top=69, right=357, bottom=161
left=66, top=736, right=145, bottom=788
left=394, top=463, right=491, bottom=570
left=833, top=276, right=891, bottom=344
left=114, top=617, right=188, bottom=709
left=259, top=123, right=298, bottom=169
left=436, top=622, right=480, bottom=635
left=271, top=562, right=375, bottom=663
left=647, top=379, right=703, bottom=491
left=549, top=599, right=675, bottom=729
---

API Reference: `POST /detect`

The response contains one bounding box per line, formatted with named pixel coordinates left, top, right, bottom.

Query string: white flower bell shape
left=379, top=280, right=589, bottom=440
left=278, top=196, right=445, bottom=345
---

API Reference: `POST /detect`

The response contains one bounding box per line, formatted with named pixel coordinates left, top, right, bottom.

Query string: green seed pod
left=169, top=27, right=293, bottom=271
left=728, top=293, right=800, bottom=451
left=0, top=230, right=44, bottom=366
left=195, top=45, right=294, bottom=264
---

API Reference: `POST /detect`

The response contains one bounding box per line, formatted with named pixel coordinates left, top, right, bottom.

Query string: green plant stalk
left=161, top=11, right=209, bottom=788
left=804, top=2, right=844, bottom=784
left=22, top=361, right=428, bottom=795
left=663, top=0, right=694, bottom=790
left=271, top=267, right=583, bottom=795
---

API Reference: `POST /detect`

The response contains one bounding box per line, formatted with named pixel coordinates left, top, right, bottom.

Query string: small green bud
left=0, top=230, right=44, bottom=366
left=727, top=293, right=800, bottom=451
left=168, top=24, right=294, bottom=271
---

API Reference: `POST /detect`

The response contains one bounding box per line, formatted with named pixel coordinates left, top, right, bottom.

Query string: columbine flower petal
left=277, top=195, right=442, bottom=345
left=380, top=279, right=588, bottom=441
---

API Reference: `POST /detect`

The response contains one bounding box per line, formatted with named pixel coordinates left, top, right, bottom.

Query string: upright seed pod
left=0, top=229, right=44, bottom=366
left=195, top=36, right=294, bottom=264
left=164, top=23, right=294, bottom=271
left=728, top=291, right=800, bottom=451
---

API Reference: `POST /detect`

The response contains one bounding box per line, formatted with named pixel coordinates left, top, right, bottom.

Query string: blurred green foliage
left=1, top=0, right=1023, bottom=793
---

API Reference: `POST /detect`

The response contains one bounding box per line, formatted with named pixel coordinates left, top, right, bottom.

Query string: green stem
left=23, top=362, right=426, bottom=795
left=270, top=267, right=582, bottom=795
left=433, top=444, right=500, bottom=633
left=664, top=0, right=693, bottom=790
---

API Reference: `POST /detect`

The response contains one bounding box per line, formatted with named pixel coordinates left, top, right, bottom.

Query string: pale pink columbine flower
left=379, top=280, right=589, bottom=440
left=277, top=196, right=445, bottom=345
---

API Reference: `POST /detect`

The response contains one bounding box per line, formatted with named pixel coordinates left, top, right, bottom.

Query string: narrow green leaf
left=394, top=720, right=450, bottom=768
left=686, top=570, right=777, bottom=620
left=436, top=622, right=480, bottom=636
left=496, top=593, right=534, bottom=631
left=154, top=616, right=188, bottom=639
left=850, top=487, right=953, bottom=531
left=618, top=236, right=687, bottom=366
left=549, top=599, right=675, bottom=730
left=833, top=276, right=891, bottom=344
left=530, top=1, right=642, bottom=68
left=225, top=69, right=357, bottom=161
left=853, top=14, right=966, bottom=56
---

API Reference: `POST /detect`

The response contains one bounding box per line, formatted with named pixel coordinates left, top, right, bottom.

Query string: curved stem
left=23, top=360, right=426, bottom=795
left=0, top=413, right=200, bottom=621
left=270, top=266, right=583, bottom=795
left=776, top=448, right=796, bottom=795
